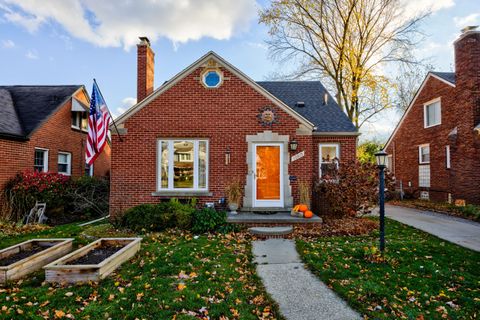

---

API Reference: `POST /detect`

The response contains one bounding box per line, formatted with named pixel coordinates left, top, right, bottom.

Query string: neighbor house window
left=58, top=152, right=71, bottom=175
left=424, top=99, right=441, bottom=128
left=34, top=148, right=48, bottom=172
left=386, top=155, right=393, bottom=172
left=319, top=144, right=339, bottom=178
left=418, top=144, right=430, bottom=164
left=158, top=139, right=208, bottom=190
left=72, top=112, right=88, bottom=131
left=445, top=145, right=451, bottom=169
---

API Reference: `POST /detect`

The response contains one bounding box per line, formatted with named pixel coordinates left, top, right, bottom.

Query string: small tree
left=357, top=140, right=383, bottom=164
left=314, top=162, right=394, bottom=217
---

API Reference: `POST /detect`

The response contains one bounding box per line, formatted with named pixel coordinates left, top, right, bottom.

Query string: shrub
left=66, top=176, right=109, bottom=218
left=191, top=208, right=227, bottom=233
left=119, top=199, right=197, bottom=231
left=314, top=162, right=394, bottom=217
left=1, top=171, right=70, bottom=222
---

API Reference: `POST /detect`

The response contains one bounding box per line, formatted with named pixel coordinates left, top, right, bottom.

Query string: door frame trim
left=243, top=130, right=293, bottom=209
left=253, top=143, right=284, bottom=207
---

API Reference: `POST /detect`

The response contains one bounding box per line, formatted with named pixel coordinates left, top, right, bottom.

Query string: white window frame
left=58, top=152, right=72, bottom=176
left=71, top=111, right=88, bottom=132
left=319, top=143, right=340, bottom=177
left=418, top=144, right=430, bottom=164
left=85, top=163, right=94, bottom=176
left=34, top=148, right=49, bottom=172
left=424, top=98, right=441, bottom=128
left=446, top=145, right=451, bottom=169
left=157, top=139, right=209, bottom=191
left=386, top=155, right=393, bottom=172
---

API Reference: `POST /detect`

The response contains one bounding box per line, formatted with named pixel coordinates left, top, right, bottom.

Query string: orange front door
left=254, top=144, right=283, bottom=207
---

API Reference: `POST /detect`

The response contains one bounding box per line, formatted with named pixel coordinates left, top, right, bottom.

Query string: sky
left=0, top=0, right=479, bottom=142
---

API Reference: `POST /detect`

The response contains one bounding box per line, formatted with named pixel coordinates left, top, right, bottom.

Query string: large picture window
left=319, top=143, right=339, bottom=178
left=158, top=139, right=208, bottom=191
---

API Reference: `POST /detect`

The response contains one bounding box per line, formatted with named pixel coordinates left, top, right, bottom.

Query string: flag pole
left=93, top=78, right=123, bottom=142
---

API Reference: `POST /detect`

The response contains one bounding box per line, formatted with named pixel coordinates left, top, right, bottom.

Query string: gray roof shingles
left=431, top=72, right=455, bottom=84
left=0, top=85, right=82, bottom=139
left=257, top=81, right=357, bottom=132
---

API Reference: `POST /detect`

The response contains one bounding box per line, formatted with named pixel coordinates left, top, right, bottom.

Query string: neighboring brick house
left=110, top=37, right=359, bottom=215
left=0, top=85, right=111, bottom=189
left=385, top=27, right=480, bottom=205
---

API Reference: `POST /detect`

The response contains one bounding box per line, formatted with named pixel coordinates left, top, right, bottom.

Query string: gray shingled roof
left=0, top=85, right=82, bottom=139
left=431, top=72, right=455, bottom=85
left=257, top=81, right=357, bottom=132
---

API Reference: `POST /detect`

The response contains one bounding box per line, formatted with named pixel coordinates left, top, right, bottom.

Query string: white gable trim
left=113, top=51, right=315, bottom=129
left=384, top=73, right=455, bottom=150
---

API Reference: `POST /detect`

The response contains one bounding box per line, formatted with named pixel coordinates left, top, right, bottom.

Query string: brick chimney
left=137, top=36, right=155, bottom=102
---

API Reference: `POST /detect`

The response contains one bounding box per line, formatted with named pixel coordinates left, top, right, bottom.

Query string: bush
left=191, top=208, right=227, bottom=233
left=120, top=199, right=197, bottom=232
left=314, top=162, right=395, bottom=217
left=1, top=171, right=70, bottom=222
left=66, top=176, right=109, bottom=219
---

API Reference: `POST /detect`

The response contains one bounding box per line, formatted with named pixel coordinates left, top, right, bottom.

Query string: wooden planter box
left=0, top=239, right=73, bottom=284
left=44, top=238, right=142, bottom=283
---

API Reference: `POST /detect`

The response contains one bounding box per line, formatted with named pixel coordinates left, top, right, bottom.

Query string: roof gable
left=114, top=51, right=314, bottom=129
left=0, top=85, right=84, bottom=139
left=385, top=72, right=455, bottom=149
left=257, top=81, right=357, bottom=133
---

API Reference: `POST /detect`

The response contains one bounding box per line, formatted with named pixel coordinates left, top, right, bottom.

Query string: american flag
left=86, top=82, right=111, bottom=165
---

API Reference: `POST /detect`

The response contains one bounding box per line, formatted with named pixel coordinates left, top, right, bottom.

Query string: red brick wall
left=137, top=42, right=155, bottom=102
left=0, top=89, right=111, bottom=189
left=386, top=32, right=480, bottom=204
left=110, top=66, right=357, bottom=215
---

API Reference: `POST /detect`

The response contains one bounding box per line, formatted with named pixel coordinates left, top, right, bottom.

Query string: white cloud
left=400, top=0, right=455, bottom=17
left=113, top=96, right=136, bottom=118
left=453, top=13, right=480, bottom=28
left=25, top=49, right=38, bottom=59
left=0, top=0, right=257, bottom=50
left=1, top=39, right=15, bottom=48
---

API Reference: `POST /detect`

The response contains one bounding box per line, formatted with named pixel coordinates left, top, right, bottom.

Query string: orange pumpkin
left=298, top=204, right=308, bottom=212
left=304, top=210, right=314, bottom=218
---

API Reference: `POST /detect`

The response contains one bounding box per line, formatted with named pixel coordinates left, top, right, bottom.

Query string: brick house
left=385, top=27, right=480, bottom=205
left=110, top=37, right=358, bottom=215
left=0, top=85, right=111, bottom=189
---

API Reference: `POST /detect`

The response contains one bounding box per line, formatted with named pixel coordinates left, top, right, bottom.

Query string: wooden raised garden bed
left=44, top=238, right=142, bottom=283
left=0, top=238, right=73, bottom=284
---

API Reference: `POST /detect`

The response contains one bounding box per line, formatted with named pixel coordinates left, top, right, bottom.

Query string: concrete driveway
left=382, top=204, right=480, bottom=252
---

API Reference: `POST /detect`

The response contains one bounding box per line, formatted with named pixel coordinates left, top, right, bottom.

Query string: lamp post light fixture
left=289, top=139, right=298, bottom=152
left=375, top=149, right=388, bottom=253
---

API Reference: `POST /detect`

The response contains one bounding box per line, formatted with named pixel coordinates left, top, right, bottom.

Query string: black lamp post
left=375, top=150, right=388, bottom=253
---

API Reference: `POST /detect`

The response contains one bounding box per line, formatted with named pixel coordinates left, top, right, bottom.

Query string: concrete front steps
left=248, top=226, right=294, bottom=239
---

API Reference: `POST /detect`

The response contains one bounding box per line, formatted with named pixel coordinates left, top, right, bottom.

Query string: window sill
left=151, top=191, right=212, bottom=197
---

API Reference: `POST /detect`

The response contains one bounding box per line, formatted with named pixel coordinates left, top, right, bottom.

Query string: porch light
left=289, top=139, right=298, bottom=151
left=375, top=150, right=388, bottom=168
left=225, top=147, right=231, bottom=165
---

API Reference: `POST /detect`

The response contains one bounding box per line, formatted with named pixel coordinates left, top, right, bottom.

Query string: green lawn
left=297, top=218, right=480, bottom=319
left=0, top=223, right=280, bottom=319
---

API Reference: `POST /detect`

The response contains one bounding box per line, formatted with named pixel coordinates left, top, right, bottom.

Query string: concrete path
left=252, top=239, right=360, bottom=320
left=383, top=204, right=480, bottom=252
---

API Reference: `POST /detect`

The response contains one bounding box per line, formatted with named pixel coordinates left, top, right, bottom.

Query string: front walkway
left=384, top=204, right=480, bottom=252
left=252, top=239, right=360, bottom=320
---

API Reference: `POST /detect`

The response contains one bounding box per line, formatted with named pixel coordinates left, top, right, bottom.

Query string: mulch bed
left=0, top=244, right=47, bottom=266
left=66, top=245, right=124, bottom=265
left=290, top=217, right=378, bottom=239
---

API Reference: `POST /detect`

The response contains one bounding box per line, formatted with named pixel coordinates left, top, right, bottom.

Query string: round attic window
left=202, top=70, right=222, bottom=88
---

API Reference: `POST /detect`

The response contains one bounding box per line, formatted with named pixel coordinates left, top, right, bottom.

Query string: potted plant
left=225, top=178, right=242, bottom=214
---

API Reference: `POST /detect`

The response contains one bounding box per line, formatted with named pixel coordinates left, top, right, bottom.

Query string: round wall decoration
left=257, top=106, right=280, bottom=126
